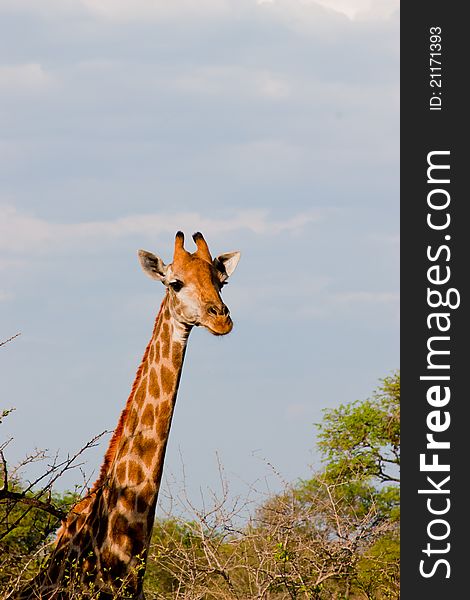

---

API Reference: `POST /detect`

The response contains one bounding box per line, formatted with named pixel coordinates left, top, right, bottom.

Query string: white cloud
left=0, top=0, right=398, bottom=22
left=0, top=63, right=53, bottom=93
left=257, top=0, right=398, bottom=21
left=171, top=66, right=290, bottom=101
left=0, top=0, right=231, bottom=22
left=257, top=72, right=291, bottom=99
left=329, top=290, right=400, bottom=324
left=0, top=204, right=321, bottom=254
left=369, top=232, right=399, bottom=247
left=318, top=289, right=399, bottom=324
left=228, top=273, right=398, bottom=324
left=252, top=0, right=398, bottom=41
left=286, top=403, right=311, bottom=419
left=82, top=0, right=397, bottom=22
left=80, top=0, right=231, bottom=21
left=311, top=0, right=397, bottom=20
left=332, top=290, right=399, bottom=306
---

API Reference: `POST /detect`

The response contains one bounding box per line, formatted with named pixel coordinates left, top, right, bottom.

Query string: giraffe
left=16, top=231, right=240, bottom=600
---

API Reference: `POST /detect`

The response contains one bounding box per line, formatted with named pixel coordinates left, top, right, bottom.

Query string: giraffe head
left=138, top=231, right=240, bottom=336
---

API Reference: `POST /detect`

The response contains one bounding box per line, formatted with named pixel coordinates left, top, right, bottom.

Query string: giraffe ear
left=213, top=251, right=241, bottom=279
left=138, top=250, right=168, bottom=282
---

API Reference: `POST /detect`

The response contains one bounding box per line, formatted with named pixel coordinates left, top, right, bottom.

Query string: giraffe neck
left=38, top=293, right=192, bottom=598
left=107, top=290, right=191, bottom=526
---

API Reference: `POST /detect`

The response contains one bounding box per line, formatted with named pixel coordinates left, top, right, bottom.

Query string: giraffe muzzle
left=203, top=304, right=233, bottom=335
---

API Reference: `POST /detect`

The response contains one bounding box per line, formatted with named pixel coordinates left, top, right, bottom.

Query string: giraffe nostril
left=207, top=304, right=229, bottom=317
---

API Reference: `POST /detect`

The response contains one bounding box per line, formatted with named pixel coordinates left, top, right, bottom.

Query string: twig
left=0, top=489, right=66, bottom=521
left=0, top=333, right=21, bottom=348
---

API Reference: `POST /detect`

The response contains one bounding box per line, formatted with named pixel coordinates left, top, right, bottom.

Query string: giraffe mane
left=90, top=299, right=166, bottom=493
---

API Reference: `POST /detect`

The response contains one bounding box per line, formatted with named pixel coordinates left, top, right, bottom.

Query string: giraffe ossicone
left=16, top=231, right=240, bottom=600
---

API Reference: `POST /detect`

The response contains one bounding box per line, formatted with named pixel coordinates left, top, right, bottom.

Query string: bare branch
left=0, top=489, right=66, bottom=521
left=0, top=333, right=21, bottom=348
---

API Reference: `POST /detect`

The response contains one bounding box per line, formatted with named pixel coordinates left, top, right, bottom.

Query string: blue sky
left=1, top=0, right=399, bottom=512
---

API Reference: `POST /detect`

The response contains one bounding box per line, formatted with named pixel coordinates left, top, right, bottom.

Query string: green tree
left=145, top=374, right=400, bottom=600
left=0, top=405, right=97, bottom=595
left=316, top=372, right=400, bottom=486
left=0, top=482, right=78, bottom=589
left=298, top=372, right=401, bottom=598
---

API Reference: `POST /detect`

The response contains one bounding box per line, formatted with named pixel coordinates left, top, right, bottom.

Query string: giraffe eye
left=169, top=280, right=184, bottom=292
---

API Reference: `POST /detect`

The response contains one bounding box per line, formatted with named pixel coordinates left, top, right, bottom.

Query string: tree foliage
left=0, top=406, right=103, bottom=597
left=0, top=484, right=77, bottom=589
left=1, top=374, right=400, bottom=599
left=144, top=374, right=400, bottom=599
left=316, top=373, right=400, bottom=486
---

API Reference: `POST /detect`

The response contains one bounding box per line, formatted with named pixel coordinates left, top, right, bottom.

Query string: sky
left=0, top=0, right=399, bottom=516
